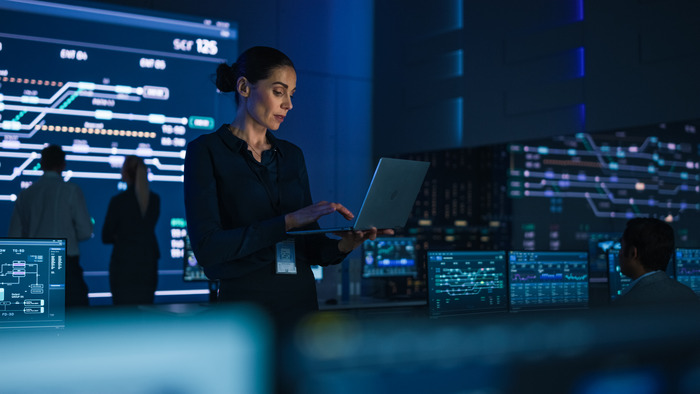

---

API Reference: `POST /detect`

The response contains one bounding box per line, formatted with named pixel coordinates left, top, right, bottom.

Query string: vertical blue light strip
left=576, top=0, right=584, bottom=21
left=578, top=47, right=585, bottom=77
left=578, top=0, right=585, bottom=132
left=447, top=49, right=464, bottom=78
left=455, top=97, right=463, bottom=145
left=455, top=0, right=464, bottom=29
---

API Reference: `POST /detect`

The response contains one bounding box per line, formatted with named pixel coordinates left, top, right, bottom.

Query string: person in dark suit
left=615, top=217, right=699, bottom=307
left=9, top=144, right=93, bottom=308
left=102, top=155, right=160, bottom=305
left=184, top=46, right=392, bottom=327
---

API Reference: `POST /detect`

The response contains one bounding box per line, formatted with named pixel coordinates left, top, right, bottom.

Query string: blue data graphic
left=362, top=237, right=417, bottom=278
left=606, top=246, right=631, bottom=301
left=508, top=121, right=700, bottom=251
left=0, top=238, right=65, bottom=329
left=509, top=251, right=589, bottom=311
left=675, top=248, right=700, bottom=296
left=0, top=1, right=237, bottom=304
left=427, top=251, right=507, bottom=316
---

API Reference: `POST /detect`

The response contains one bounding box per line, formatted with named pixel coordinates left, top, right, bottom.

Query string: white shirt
left=8, top=171, right=93, bottom=256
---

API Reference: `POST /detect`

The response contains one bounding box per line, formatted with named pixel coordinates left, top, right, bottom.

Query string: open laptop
left=286, top=157, right=430, bottom=235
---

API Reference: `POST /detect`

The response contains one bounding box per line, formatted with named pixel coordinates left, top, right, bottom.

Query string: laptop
left=286, top=157, right=430, bottom=235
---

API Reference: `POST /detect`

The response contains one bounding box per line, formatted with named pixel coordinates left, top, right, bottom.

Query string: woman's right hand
left=285, top=201, right=354, bottom=231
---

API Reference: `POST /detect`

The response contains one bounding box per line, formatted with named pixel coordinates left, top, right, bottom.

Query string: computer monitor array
left=0, top=238, right=66, bottom=330
left=427, top=249, right=590, bottom=317
left=362, top=237, right=417, bottom=278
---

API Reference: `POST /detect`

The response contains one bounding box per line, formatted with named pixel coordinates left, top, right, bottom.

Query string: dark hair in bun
left=215, top=46, right=295, bottom=104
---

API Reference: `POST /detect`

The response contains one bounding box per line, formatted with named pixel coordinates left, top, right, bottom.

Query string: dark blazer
left=102, top=187, right=160, bottom=304
left=183, top=125, right=347, bottom=280
left=615, top=271, right=699, bottom=307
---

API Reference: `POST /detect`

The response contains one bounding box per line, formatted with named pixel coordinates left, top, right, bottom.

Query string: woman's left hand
left=335, top=227, right=395, bottom=253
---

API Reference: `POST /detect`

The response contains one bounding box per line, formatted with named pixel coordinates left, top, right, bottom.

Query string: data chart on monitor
left=362, top=237, right=417, bottom=278
left=675, top=248, right=700, bottom=296
left=427, top=250, right=508, bottom=317
left=508, top=251, right=589, bottom=311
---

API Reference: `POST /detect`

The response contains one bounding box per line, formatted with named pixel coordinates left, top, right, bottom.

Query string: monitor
left=0, top=238, right=66, bottom=330
left=427, top=250, right=508, bottom=317
left=362, top=237, right=417, bottom=278
left=674, top=248, right=700, bottom=296
left=606, top=242, right=631, bottom=301
left=508, top=250, right=589, bottom=311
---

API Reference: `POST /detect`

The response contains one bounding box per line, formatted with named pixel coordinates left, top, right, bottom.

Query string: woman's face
left=245, top=65, right=296, bottom=131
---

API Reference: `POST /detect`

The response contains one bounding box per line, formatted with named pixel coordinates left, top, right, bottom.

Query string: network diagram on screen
left=0, top=0, right=237, bottom=302
left=508, top=122, right=700, bottom=250
left=0, top=238, right=65, bottom=329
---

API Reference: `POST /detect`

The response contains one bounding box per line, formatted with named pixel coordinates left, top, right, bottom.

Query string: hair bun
left=215, top=62, right=237, bottom=92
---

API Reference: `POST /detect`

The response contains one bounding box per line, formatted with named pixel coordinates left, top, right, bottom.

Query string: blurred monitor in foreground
left=0, top=304, right=271, bottom=393
left=287, top=307, right=700, bottom=394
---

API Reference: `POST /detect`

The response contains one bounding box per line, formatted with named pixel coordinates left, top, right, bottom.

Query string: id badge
left=276, top=239, right=297, bottom=274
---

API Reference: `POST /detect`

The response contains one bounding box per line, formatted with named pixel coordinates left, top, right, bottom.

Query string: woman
left=102, top=155, right=160, bottom=305
left=184, top=46, right=391, bottom=325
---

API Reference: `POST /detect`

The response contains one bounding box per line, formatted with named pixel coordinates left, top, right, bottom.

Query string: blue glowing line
left=578, top=47, right=585, bottom=77
left=454, top=97, right=463, bottom=146
left=455, top=0, right=464, bottom=29
left=577, top=0, right=584, bottom=21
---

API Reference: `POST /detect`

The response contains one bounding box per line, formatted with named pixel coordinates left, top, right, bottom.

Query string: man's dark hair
left=40, top=144, right=66, bottom=172
left=621, top=217, right=675, bottom=271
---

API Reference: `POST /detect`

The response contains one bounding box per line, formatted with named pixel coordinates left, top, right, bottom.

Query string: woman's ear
left=236, top=76, right=250, bottom=98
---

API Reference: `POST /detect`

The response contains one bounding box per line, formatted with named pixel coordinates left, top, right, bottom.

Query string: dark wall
left=374, top=0, right=700, bottom=156
left=80, top=0, right=376, bottom=215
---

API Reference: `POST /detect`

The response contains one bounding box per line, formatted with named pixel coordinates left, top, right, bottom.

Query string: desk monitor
left=362, top=237, right=417, bottom=278
left=508, top=250, right=589, bottom=312
left=674, top=248, right=700, bottom=296
left=0, top=238, right=66, bottom=330
left=606, top=243, right=631, bottom=301
left=182, top=235, right=209, bottom=282
left=427, top=250, right=508, bottom=317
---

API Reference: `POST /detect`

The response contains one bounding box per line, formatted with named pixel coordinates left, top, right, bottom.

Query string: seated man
left=615, top=217, right=699, bottom=307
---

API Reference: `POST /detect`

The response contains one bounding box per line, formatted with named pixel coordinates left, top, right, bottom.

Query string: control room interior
left=1, top=1, right=700, bottom=393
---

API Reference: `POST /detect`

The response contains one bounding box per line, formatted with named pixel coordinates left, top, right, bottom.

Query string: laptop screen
left=0, top=238, right=66, bottom=330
